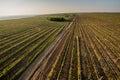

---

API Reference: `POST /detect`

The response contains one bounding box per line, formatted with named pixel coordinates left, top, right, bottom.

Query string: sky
left=0, top=0, right=120, bottom=16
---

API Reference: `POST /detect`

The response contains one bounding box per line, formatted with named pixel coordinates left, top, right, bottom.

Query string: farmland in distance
left=0, top=13, right=120, bottom=80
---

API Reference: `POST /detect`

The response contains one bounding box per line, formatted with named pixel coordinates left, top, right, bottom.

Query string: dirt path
left=18, top=17, right=75, bottom=80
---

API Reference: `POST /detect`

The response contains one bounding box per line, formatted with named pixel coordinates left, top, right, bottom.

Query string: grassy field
left=0, top=13, right=120, bottom=80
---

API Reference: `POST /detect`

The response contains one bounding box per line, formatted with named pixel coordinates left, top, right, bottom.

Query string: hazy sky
left=0, top=0, right=120, bottom=16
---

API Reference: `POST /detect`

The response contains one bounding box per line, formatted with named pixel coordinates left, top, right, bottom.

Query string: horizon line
left=0, top=12, right=120, bottom=17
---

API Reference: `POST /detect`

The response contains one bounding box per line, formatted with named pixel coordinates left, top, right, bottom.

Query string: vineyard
left=0, top=13, right=120, bottom=80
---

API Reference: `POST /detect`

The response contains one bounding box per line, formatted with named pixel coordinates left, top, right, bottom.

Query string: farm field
left=0, top=13, right=120, bottom=80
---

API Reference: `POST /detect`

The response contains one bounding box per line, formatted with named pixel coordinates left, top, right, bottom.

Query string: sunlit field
left=0, top=13, right=120, bottom=80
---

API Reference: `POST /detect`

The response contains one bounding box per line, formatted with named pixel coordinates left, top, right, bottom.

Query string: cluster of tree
left=48, top=17, right=66, bottom=22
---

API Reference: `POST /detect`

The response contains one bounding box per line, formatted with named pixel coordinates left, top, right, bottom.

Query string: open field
left=0, top=13, right=120, bottom=80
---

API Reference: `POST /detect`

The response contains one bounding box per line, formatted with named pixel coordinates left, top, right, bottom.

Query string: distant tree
left=48, top=17, right=66, bottom=22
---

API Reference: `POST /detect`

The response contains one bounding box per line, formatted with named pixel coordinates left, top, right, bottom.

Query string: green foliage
left=47, top=14, right=73, bottom=22
left=48, top=17, right=66, bottom=22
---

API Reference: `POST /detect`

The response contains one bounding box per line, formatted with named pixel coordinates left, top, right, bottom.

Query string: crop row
left=0, top=21, right=67, bottom=80
left=77, top=14, right=120, bottom=80
left=28, top=22, right=72, bottom=80
left=42, top=14, right=120, bottom=80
